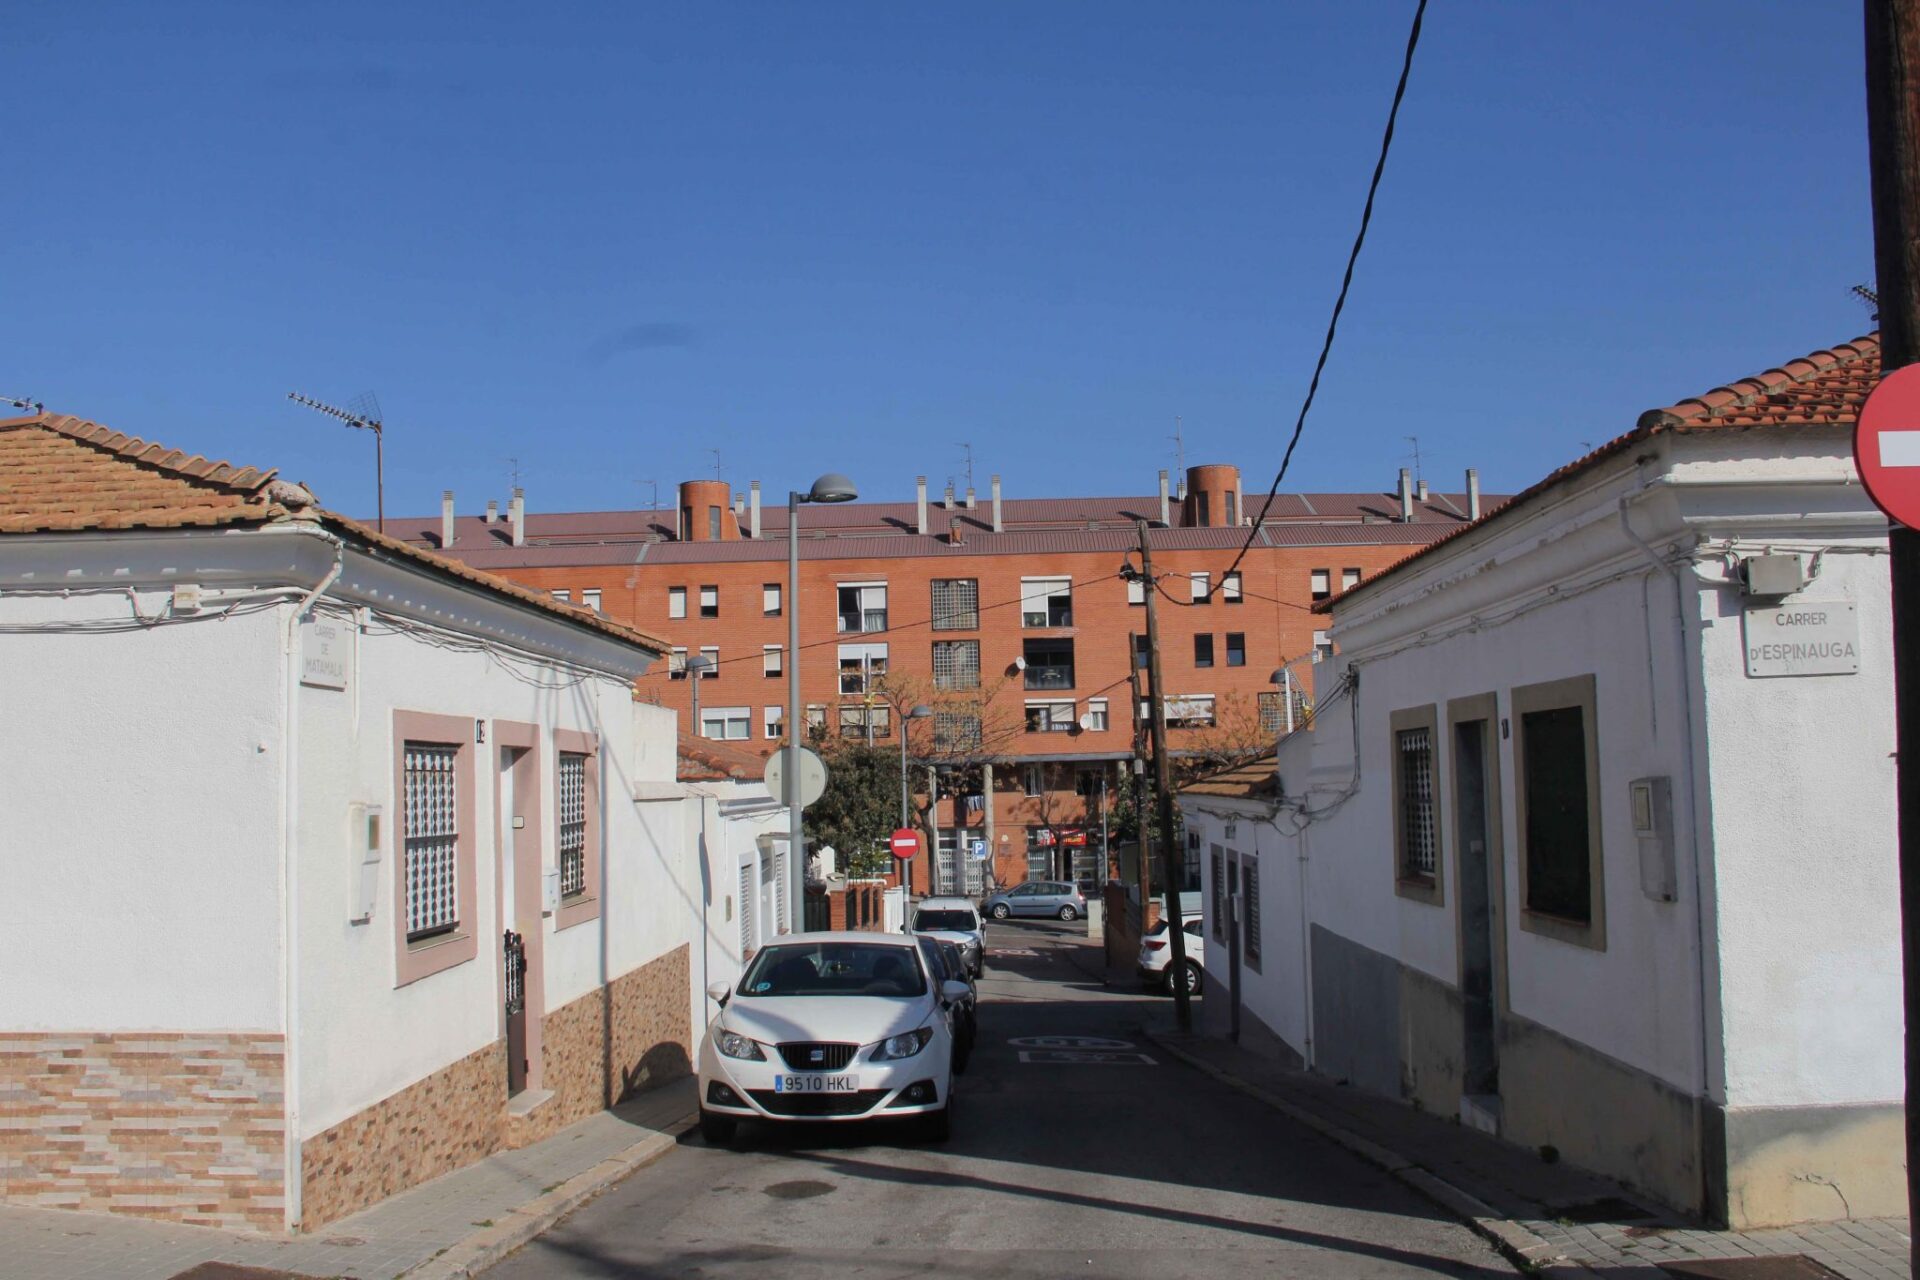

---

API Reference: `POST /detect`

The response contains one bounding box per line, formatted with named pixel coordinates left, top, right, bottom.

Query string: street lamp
left=687, top=653, right=715, bottom=739
left=787, top=472, right=858, bottom=933
left=899, top=704, right=933, bottom=889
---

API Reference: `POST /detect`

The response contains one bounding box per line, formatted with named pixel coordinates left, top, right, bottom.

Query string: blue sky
left=1, top=2, right=1875, bottom=519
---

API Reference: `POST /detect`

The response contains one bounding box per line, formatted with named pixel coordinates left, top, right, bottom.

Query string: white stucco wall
left=0, top=585, right=286, bottom=1032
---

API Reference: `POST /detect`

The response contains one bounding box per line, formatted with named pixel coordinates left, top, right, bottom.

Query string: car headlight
left=870, top=1027, right=934, bottom=1061
left=716, top=1030, right=766, bottom=1061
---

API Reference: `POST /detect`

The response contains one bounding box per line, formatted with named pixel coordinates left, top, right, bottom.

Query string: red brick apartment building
left=396, top=464, right=1495, bottom=894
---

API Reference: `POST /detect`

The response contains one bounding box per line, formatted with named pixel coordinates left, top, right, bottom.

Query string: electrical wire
left=1219, top=0, right=1429, bottom=590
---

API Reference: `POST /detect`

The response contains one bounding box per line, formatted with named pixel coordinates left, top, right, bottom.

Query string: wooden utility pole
left=1136, top=521, right=1193, bottom=1031
left=1128, top=663, right=1152, bottom=937
left=1864, top=3, right=1920, bottom=1254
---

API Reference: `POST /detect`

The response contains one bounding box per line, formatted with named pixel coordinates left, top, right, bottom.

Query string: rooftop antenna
left=1403, top=434, right=1424, bottom=487
left=289, top=390, right=385, bottom=533
left=1171, top=416, right=1186, bottom=498
left=2, top=393, right=44, bottom=414
left=955, top=442, right=974, bottom=493
left=709, top=448, right=723, bottom=482
left=504, top=456, right=524, bottom=490
left=1853, top=282, right=1881, bottom=321
left=637, top=478, right=659, bottom=512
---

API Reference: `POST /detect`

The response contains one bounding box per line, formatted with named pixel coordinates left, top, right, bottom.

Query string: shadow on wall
left=622, top=1040, right=693, bottom=1103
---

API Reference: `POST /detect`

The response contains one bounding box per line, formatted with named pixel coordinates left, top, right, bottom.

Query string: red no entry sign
left=889, top=828, right=921, bottom=861
left=1855, top=363, right=1920, bottom=528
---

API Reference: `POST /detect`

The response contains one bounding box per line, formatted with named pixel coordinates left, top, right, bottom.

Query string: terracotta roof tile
left=678, top=733, right=769, bottom=782
left=1319, top=333, right=1881, bottom=614
left=1181, top=754, right=1280, bottom=800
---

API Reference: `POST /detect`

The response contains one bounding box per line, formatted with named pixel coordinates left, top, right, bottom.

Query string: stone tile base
left=0, top=1032, right=286, bottom=1232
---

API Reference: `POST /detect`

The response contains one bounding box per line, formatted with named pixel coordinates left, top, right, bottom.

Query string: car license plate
left=774, top=1074, right=858, bottom=1094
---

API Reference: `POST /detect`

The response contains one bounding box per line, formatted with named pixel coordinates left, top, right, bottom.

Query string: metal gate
left=504, top=929, right=527, bottom=1094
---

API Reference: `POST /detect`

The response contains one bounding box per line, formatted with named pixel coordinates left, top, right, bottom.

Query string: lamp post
left=787, top=473, right=858, bottom=933
left=898, top=704, right=932, bottom=890
left=687, top=653, right=714, bottom=740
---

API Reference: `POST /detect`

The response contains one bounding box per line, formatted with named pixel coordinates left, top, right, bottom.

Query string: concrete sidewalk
left=0, top=1077, right=697, bottom=1280
left=1146, top=1028, right=1910, bottom=1279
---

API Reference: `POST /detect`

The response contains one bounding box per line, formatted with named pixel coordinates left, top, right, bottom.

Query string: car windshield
left=738, top=942, right=927, bottom=998
left=915, top=910, right=977, bottom=932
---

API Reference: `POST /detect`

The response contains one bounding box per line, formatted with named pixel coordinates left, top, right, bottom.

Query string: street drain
left=1548, top=1195, right=1658, bottom=1224
left=1659, top=1258, right=1847, bottom=1279
left=764, top=1179, right=836, bottom=1200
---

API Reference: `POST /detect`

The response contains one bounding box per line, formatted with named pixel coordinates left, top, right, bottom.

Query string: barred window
left=1243, top=860, right=1262, bottom=968
left=738, top=862, right=755, bottom=953
left=1210, top=846, right=1225, bottom=942
left=559, top=751, right=588, bottom=898
left=1396, top=727, right=1437, bottom=880
left=932, top=639, right=980, bottom=691
left=931, top=579, right=979, bottom=631
left=933, top=710, right=982, bottom=752
left=404, top=743, right=460, bottom=939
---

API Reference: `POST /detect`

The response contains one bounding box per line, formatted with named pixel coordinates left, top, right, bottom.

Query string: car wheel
left=699, top=1108, right=737, bottom=1146
left=990, top=903, right=1010, bottom=920
left=1057, top=905, right=1078, bottom=922
left=921, top=1098, right=952, bottom=1143
left=1179, top=960, right=1202, bottom=996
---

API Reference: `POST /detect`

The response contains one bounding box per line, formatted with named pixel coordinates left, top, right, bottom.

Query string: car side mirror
left=705, top=980, right=731, bottom=1007
left=941, top=980, right=970, bottom=1004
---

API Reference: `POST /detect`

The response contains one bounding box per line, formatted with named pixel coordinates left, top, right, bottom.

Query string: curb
left=401, top=1113, right=697, bottom=1279
left=1141, top=1030, right=1596, bottom=1277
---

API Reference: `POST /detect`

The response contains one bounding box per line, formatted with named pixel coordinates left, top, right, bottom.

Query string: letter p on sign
left=1855, top=363, right=1920, bottom=528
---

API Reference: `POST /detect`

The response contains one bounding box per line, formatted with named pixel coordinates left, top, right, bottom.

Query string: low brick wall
left=0, top=1032, right=286, bottom=1232
left=526, top=944, right=693, bottom=1144
left=300, top=1040, right=505, bottom=1230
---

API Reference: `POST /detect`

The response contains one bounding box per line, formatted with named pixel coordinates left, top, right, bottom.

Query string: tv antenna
left=2, top=393, right=44, bottom=414
left=504, top=456, right=524, bottom=490
left=709, top=448, right=723, bottom=482
left=289, top=390, right=385, bottom=533
left=636, top=478, right=659, bottom=512
left=1853, top=283, right=1881, bottom=321
left=1403, top=435, right=1424, bottom=487
left=955, top=442, right=974, bottom=493
left=1171, top=416, right=1187, bottom=496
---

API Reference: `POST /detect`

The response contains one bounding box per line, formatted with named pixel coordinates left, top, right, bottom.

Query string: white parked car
left=1137, top=912, right=1205, bottom=996
left=910, top=895, right=985, bottom=977
left=697, top=932, right=969, bottom=1144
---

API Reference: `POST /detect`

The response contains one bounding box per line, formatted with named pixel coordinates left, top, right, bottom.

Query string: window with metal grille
left=933, top=710, right=981, bottom=752
left=1243, top=860, right=1261, bottom=968
left=931, top=579, right=979, bottom=631
left=739, top=863, right=755, bottom=953
left=1259, top=689, right=1311, bottom=734
left=932, top=639, right=980, bottom=691
left=559, top=751, right=588, bottom=898
left=404, top=742, right=461, bottom=939
left=1396, top=727, right=1437, bottom=880
left=1210, top=847, right=1225, bottom=942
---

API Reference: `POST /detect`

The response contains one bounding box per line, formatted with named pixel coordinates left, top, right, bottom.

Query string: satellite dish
left=1077, top=712, right=1097, bottom=731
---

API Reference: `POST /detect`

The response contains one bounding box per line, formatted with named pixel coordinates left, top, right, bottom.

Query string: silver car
left=981, top=880, right=1086, bottom=922
left=910, top=896, right=985, bottom=977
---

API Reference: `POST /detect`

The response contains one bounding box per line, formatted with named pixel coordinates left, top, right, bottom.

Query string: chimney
left=440, top=490, right=455, bottom=548
left=949, top=516, right=965, bottom=546
left=1467, top=468, right=1481, bottom=520
left=510, top=487, right=526, bottom=547
left=1417, top=477, right=1430, bottom=503
left=484, top=499, right=499, bottom=525
left=749, top=481, right=762, bottom=538
left=916, top=476, right=929, bottom=535
left=965, top=486, right=976, bottom=510
left=733, top=494, right=745, bottom=520
left=1397, top=469, right=1413, bottom=522
left=944, top=483, right=956, bottom=510
left=991, top=474, right=1003, bottom=533
left=1158, top=469, right=1171, bottom=526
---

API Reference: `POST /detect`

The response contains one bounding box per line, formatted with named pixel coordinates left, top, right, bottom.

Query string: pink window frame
left=553, top=728, right=602, bottom=931
left=393, top=710, right=480, bottom=987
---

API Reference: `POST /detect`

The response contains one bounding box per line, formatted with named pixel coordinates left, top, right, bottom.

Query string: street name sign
left=1743, top=601, right=1860, bottom=677
left=1855, top=362, right=1920, bottom=527
left=889, top=828, right=921, bottom=861
left=299, top=619, right=348, bottom=690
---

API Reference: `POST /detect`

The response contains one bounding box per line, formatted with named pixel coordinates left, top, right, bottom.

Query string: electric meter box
left=541, top=868, right=561, bottom=914
left=348, top=802, right=383, bottom=924
left=1630, top=776, right=1675, bottom=903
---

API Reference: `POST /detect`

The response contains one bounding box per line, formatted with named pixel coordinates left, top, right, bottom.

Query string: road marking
left=1006, top=1035, right=1136, bottom=1050
left=1018, top=1050, right=1158, bottom=1065
left=992, top=948, right=1040, bottom=957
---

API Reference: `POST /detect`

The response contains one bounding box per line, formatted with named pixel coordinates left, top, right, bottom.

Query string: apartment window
left=1020, top=577, right=1073, bottom=628
left=1225, top=633, right=1246, bottom=667
left=1166, top=695, right=1215, bottom=729
left=1027, top=827, right=1054, bottom=880
left=933, top=710, right=982, bottom=752
left=403, top=743, right=461, bottom=940
left=1225, top=491, right=1238, bottom=527
left=699, top=585, right=719, bottom=618
left=1023, top=764, right=1045, bottom=796
left=1085, top=698, right=1109, bottom=731
left=581, top=588, right=602, bottom=612
left=1222, top=571, right=1243, bottom=604
left=699, top=646, right=720, bottom=679
left=838, top=643, right=887, bottom=695
left=1190, top=572, right=1210, bottom=603
left=838, top=582, right=888, bottom=634
left=551, top=589, right=571, bottom=603
left=668, top=587, right=687, bottom=619
left=558, top=751, right=588, bottom=898
left=1195, top=491, right=1210, bottom=525
left=1310, top=569, right=1332, bottom=602
left=1075, top=767, right=1104, bottom=797
left=1242, top=859, right=1261, bottom=968
left=1132, top=633, right=1150, bottom=670
left=1025, top=700, right=1076, bottom=733
left=931, top=579, right=979, bottom=631
left=838, top=704, right=891, bottom=740
left=1022, top=637, right=1074, bottom=690
left=1342, top=568, right=1362, bottom=592
left=1127, top=576, right=1146, bottom=606
left=763, top=583, right=782, bottom=616
left=805, top=704, right=827, bottom=735
left=708, top=506, right=722, bottom=540
left=764, top=706, right=784, bottom=740
left=1391, top=705, right=1441, bottom=904
left=701, top=706, right=750, bottom=741
left=760, top=645, right=783, bottom=678
left=1515, top=675, right=1604, bottom=948
left=1193, top=634, right=1214, bottom=669
left=1314, top=630, right=1334, bottom=663
left=932, top=639, right=981, bottom=691
left=668, top=647, right=688, bottom=680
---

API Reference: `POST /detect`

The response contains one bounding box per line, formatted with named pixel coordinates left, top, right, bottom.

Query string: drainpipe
left=280, top=529, right=343, bottom=1231
left=1295, top=815, right=1315, bottom=1070
left=1618, top=493, right=1714, bottom=1105
left=991, top=475, right=1003, bottom=534
left=916, top=477, right=929, bottom=535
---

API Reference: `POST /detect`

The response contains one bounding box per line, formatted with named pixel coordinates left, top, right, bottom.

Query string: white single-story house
left=675, top=735, right=795, bottom=994
left=1180, top=334, right=1900, bottom=1228
left=0, top=412, right=712, bottom=1232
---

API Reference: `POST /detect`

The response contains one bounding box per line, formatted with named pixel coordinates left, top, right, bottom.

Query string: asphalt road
left=487, top=919, right=1517, bottom=1279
